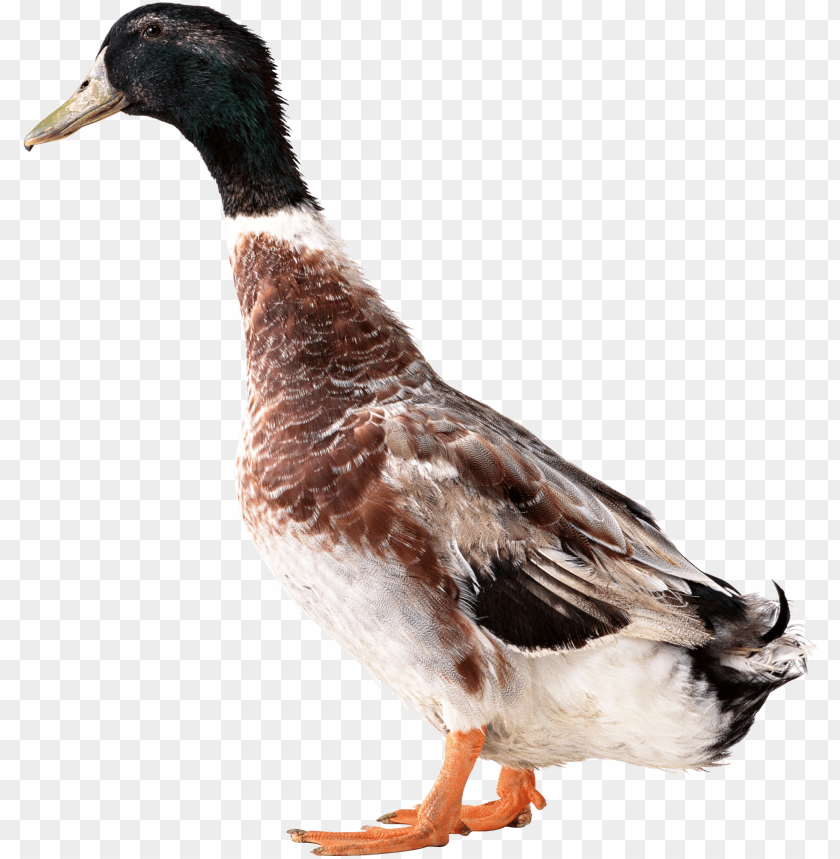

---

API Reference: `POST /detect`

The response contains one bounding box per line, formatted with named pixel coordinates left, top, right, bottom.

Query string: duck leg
left=380, top=765, right=546, bottom=832
left=288, top=727, right=485, bottom=856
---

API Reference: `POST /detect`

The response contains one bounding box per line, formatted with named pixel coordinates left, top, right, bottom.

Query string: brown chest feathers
left=231, top=234, right=446, bottom=568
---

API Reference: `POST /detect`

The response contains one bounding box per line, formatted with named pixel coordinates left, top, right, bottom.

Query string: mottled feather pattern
left=225, top=209, right=809, bottom=765
left=232, top=231, right=428, bottom=538
left=231, top=231, right=493, bottom=694
left=231, top=228, right=723, bottom=662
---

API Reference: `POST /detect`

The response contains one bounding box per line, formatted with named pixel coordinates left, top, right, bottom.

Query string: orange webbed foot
left=288, top=727, right=485, bottom=855
left=380, top=766, right=546, bottom=833
left=288, top=822, right=457, bottom=855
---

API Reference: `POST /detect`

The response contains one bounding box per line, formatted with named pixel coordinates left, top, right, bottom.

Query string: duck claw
left=506, top=809, right=533, bottom=828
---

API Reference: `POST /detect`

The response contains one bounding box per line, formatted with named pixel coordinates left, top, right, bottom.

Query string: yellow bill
left=24, top=47, right=127, bottom=151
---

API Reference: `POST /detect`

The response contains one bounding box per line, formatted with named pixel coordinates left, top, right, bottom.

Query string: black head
left=102, top=5, right=275, bottom=132
left=26, top=3, right=316, bottom=217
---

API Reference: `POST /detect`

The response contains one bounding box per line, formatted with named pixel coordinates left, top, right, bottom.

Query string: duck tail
left=689, top=582, right=813, bottom=762
left=717, top=583, right=812, bottom=682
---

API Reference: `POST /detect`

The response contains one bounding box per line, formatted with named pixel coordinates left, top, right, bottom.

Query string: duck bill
left=24, top=48, right=127, bottom=151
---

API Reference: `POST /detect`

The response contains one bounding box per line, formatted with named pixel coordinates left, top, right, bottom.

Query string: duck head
left=24, top=3, right=315, bottom=216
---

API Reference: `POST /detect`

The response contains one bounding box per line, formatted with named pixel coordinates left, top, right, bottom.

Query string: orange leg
left=380, top=765, right=546, bottom=832
left=287, top=726, right=485, bottom=856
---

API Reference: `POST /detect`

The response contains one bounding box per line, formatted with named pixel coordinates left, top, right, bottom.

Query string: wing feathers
left=382, top=395, right=728, bottom=653
left=522, top=558, right=628, bottom=626
left=531, top=547, right=712, bottom=647
left=467, top=554, right=630, bottom=652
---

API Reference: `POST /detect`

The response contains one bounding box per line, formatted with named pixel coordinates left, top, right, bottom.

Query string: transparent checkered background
left=2, top=1, right=837, bottom=857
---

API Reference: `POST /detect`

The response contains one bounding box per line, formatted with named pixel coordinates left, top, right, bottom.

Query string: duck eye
left=143, top=24, right=162, bottom=39
left=79, top=80, right=89, bottom=90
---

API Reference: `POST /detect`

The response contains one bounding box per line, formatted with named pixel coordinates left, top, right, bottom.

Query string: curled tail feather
left=759, top=580, right=791, bottom=644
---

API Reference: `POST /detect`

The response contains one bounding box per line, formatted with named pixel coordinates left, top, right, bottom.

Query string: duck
left=25, top=4, right=813, bottom=856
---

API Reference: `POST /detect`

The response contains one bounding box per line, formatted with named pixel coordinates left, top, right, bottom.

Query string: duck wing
left=383, top=382, right=736, bottom=653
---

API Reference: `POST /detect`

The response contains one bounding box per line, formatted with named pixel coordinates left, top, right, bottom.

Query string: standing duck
left=25, top=4, right=812, bottom=856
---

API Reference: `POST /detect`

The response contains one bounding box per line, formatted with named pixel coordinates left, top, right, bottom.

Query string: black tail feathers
left=759, top=581, right=790, bottom=645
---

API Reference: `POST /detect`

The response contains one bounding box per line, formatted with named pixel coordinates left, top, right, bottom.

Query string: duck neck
left=180, top=88, right=316, bottom=218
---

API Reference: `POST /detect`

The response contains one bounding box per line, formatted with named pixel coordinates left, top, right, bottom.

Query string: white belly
left=481, top=638, right=722, bottom=771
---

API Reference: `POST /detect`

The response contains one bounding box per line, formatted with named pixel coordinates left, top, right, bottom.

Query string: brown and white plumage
left=227, top=209, right=810, bottom=774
